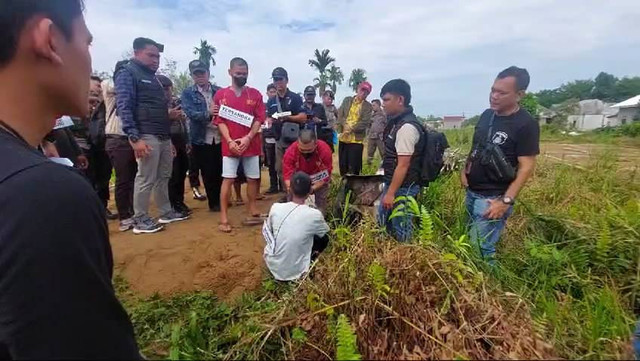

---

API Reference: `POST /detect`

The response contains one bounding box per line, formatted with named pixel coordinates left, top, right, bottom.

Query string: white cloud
left=86, top=0, right=640, bottom=116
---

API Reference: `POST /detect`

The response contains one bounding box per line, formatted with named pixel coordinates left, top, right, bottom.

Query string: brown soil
left=109, top=176, right=278, bottom=300
left=541, top=142, right=640, bottom=169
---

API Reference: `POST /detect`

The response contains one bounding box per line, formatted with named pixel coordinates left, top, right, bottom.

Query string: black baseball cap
left=156, top=74, right=173, bottom=88
left=189, top=59, right=209, bottom=74
left=133, top=37, right=164, bottom=52
left=303, top=86, right=316, bottom=95
left=271, top=67, right=288, bottom=80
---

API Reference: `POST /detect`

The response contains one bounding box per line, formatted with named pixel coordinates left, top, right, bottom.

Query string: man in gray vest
left=115, top=37, right=189, bottom=234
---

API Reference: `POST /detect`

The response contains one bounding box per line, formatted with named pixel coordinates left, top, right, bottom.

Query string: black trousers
left=311, top=234, right=330, bottom=261
left=338, top=141, right=363, bottom=176
left=192, top=143, right=223, bottom=210
left=105, top=136, right=137, bottom=220
left=87, top=147, right=112, bottom=207
left=188, top=150, right=201, bottom=188
left=169, top=140, right=189, bottom=209
left=264, top=141, right=278, bottom=190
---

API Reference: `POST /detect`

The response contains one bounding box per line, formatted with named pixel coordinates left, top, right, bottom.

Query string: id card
left=219, top=105, right=254, bottom=128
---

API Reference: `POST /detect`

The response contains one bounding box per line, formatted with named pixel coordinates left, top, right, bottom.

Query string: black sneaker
left=159, top=210, right=190, bottom=224
left=264, top=187, right=279, bottom=195
left=174, top=203, right=193, bottom=216
left=133, top=216, right=164, bottom=234
left=192, top=187, right=207, bottom=201
left=209, top=205, right=221, bottom=212
left=105, top=208, right=119, bottom=220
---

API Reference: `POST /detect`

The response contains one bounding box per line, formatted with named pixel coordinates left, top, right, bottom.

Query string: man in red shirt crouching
left=283, top=129, right=333, bottom=215
left=213, top=57, right=266, bottom=232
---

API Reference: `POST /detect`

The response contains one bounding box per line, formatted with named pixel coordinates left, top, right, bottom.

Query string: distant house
left=610, top=95, right=640, bottom=125
left=442, top=115, right=465, bottom=129
left=566, top=99, right=623, bottom=130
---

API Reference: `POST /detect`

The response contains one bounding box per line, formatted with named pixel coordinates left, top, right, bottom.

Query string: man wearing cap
left=263, top=83, right=280, bottom=194
left=302, top=86, right=328, bottom=133
left=266, top=67, right=307, bottom=193
left=282, top=129, right=333, bottom=214
left=322, top=90, right=339, bottom=152
left=181, top=60, right=223, bottom=212
left=115, top=37, right=189, bottom=234
left=367, top=99, right=387, bottom=166
left=337, top=81, right=373, bottom=176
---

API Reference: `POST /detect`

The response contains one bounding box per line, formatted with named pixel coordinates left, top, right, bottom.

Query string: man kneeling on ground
left=263, top=172, right=330, bottom=281
left=282, top=129, right=333, bottom=214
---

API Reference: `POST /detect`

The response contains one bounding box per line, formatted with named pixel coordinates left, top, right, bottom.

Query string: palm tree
left=308, top=49, right=335, bottom=94
left=193, top=39, right=217, bottom=69
left=327, top=65, right=344, bottom=93
left=348, top=68, right=367, bottom=92
left=313, top=73, right=329, bottom=92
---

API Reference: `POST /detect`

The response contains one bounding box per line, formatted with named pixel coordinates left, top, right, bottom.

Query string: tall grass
left=115, top=130, right=639, bottom=360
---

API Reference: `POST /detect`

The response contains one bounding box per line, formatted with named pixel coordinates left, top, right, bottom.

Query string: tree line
left=533, top=72, right=640, bottom=108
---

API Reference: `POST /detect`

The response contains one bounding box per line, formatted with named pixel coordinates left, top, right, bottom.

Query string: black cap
left=156, top=74, right=172, bottom=87
left=271, top=67, right=288, bottom=79
left=189, top=59, right=209, bottom=74
left=304, top=86, right=316, bottom=95
left=133, top=37, right=164, bottom=52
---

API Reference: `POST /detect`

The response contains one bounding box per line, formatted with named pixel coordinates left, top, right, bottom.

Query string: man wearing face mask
left=282, top=129, right=333, bottom=215
left=116, top=37, right=189, bottom=235
left=213, top=57, right=266, bottom=233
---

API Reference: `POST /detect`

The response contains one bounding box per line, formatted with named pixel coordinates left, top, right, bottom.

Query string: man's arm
left=114, top=70, right=137, bottom=138
left=282, top=147, right=295, bottom=190
left=382, top=155, right=411, bottom=209
left=180, top=88, right=211, bottom=125
left=505, top=156, right=536, bottom=199
left=0, top=166, right=140, bottom=359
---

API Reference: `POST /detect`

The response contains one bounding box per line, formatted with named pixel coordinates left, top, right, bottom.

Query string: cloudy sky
left=85, top=0, right=640, bottom=117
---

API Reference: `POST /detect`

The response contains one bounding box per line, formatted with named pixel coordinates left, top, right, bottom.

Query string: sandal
left=218, top=222, right=232, bottom=233
left=235, top=199, right=245, bottom=206
left=242, top=217, right=264, bottom=226
left=251, top=213, right=268, bottom=218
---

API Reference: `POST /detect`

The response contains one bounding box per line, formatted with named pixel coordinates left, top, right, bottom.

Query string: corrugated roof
left=611, top=95, right=640, bottom=108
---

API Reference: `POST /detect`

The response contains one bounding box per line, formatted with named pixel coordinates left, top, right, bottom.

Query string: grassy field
left=115, top=126, right=640, bottom=360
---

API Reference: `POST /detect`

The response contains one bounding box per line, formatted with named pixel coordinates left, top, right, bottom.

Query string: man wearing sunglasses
left=282, top=129, right=333, bottom=214
left=267, top=67, right=307, bottom=194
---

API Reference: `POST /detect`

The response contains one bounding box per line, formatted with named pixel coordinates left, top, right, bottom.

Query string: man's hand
left=484, top=199, right=510, bottom=219
left=382, top=191, right=396, bottom=210
left=130, top=139, right=152, bottom=159
left=210, top=104, right=220, bottom=118
left=461, top=171, right=469, bottom=188
left=168, top=107, right=184, bottom=121
left=228, top=140, right=242, bottom=156
left=237, top=136, right=251, bottom=153
left=76, top=155, right=89, bottom=169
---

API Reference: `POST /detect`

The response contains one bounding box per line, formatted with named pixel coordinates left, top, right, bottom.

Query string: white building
left=610, top=95, right=640, bottom=126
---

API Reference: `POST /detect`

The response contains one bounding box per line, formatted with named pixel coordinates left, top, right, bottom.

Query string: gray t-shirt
left=396, top=123, right=420, bottom=155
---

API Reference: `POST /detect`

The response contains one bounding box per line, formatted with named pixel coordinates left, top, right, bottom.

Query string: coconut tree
left=328, top=65, right=344, bottom=93
left=308, top=49, right=335, bottom=94
left=193, top=39, right=217, bottom=69
left=348, top=68, right=367, bottom=92
left=313, top=73, right=329, bottom=92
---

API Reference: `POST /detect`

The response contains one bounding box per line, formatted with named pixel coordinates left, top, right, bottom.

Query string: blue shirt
left=266, top=89, right=303, bottom=117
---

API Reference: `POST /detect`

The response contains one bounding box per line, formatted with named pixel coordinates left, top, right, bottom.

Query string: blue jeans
left=465, top=190, right=513, bottom=261
left=378, top=183, right=421, bottom=242
left=634, top=320, right=640, bottom=360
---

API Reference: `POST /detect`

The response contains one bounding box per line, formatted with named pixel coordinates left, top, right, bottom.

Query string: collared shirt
left=282, top=140, right=333, bottom=182
left=339, top=97, right=363, bottom=144
left=197, top=84, right=220, bottom=145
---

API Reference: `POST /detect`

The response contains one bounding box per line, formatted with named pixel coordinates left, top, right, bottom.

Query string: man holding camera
left=461, top=66, right=539, bottom=262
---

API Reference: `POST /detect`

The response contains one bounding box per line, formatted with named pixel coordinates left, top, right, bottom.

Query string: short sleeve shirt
left=395, top=123, right=421, bottom=155
left=213, top=86, right=266, bottom=157
left=266, top=89, right=303, bottom=117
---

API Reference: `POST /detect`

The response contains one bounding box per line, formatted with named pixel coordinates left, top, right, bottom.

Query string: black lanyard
left=0, top=120, right=29, bottom=146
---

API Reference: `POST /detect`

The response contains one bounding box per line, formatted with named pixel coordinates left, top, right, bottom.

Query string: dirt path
left=540, top=143, right=640, bottom=169
left=109, top=177, right=276, bottom=300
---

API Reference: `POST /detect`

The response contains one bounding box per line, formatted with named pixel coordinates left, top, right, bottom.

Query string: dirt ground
left=109, top=175, right=276, bottom=300
left=540, top=143, right=640, bottom=170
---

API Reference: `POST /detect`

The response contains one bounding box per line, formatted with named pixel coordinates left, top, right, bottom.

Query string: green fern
left=336, top=314, right=361, bottom=361
left=367, top=262, right=391, bottom=298
left=418, top=206, right=434, bottom=245
left=291, top=327, right=307, bottom=344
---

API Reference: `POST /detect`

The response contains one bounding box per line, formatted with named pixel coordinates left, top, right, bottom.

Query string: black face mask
left=233, top=76, right=247, bottom=87
left=301, top=152, right=313, bottom=160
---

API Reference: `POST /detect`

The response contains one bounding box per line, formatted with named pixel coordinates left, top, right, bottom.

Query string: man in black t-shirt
left=266, top=67, right=307, bottom=194
left=0, top=1, right=140, bottom=359
left=461, top=66, right=540, bottom=262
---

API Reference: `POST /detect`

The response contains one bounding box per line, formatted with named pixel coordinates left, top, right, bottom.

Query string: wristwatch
left=128, top=134, right=140, bottom=143
left=502, top=196, right=515, bottom=205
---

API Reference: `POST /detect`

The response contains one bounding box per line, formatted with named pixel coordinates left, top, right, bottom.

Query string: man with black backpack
left=378, top=79, right=448, bottom=242
left=267, top=67, right=307, bottom=195
left=461, top=66, right=539, bottom=263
